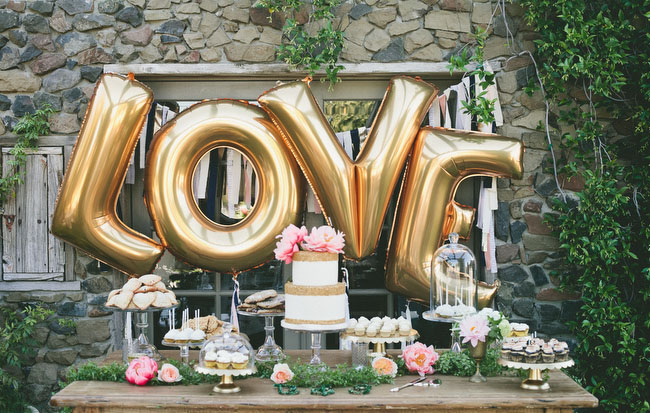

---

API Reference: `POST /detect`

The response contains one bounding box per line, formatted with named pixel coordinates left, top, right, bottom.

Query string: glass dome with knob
left=423, top=233, right=478, bottom=322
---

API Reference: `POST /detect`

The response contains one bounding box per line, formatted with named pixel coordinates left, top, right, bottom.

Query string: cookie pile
left=105, top=274, right=178, bottom=310
left=237, top=289, right=285, bottom=314
left=184, top=315, right=237, bottom=338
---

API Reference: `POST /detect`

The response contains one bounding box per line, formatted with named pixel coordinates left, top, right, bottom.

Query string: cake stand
left=237, top=310, right=285, bottom=362
left=497, top=358, right=575, bottom=391
left=341, top=329, right=419, bottom=358
left=281, top=320, right=347, bottom=365
left=114, top=304, right=178, bottom=362
left=194, top=366, right=257, bottom=393
left=161, top=339, right=205, bottom=364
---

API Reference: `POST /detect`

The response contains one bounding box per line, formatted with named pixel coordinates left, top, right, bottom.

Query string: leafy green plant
left=257, top=0, right=345, bottom=87
left=0, top=105, right=54, bottom=207
left=520, top=0, right=650, bottom=411
left=0, top=305, right=54, bottom=412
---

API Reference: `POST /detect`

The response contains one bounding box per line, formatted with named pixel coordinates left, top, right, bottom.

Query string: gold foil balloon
left=145, top=100, right=305, bottom=273
left=444, top=201, right=476, bottom=240
left=259, top=76, right=437, bottom=260
left=386, top=127, right=524, bottom=305
left=51, top=73, right=164, bottom=275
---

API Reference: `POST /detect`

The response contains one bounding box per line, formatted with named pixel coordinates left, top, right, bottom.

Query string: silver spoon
left=390, top=377, right=426, bottom=392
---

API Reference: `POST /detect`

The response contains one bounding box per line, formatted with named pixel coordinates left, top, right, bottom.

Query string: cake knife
left=390, top=377, right=426, bottom=392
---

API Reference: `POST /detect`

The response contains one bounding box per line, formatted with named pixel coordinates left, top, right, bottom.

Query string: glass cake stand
left=281, top=320, right=347, bottom=365
left=497, top=358, right=575, bottom=391
left=195, top=366, right=257, bottom=393
left=115, top=304, right=178, bottom=362
left=341, top=329, right=420, bottom=358
left=237, top=310, right=285, bottom=362
left=161, top=339, right=205, bottom=364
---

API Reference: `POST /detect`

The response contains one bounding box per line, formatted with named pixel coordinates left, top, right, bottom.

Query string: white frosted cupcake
left=205, top=351, right=218, bottom=368
left=346, top=319, right=357, bottom=334
left=358, top=316, right=369, bottom=326
left=370, top=317, right=381, bottom=324
left=398, top=322, right=411, bottom=336
left=216, top=350, right=232, bottom=369
left=190, top=329, right=206, bottom=344
left=380, top=323, right=394, bottom=337
left=354, top=324, right=366, bottom=336
left=164, top=329, right=180, bottom=343
left=177, top=328, right=193, bottom=343
left=231, top=352, right=249, bottom=369
left=366, top=325, right=378, bottom=337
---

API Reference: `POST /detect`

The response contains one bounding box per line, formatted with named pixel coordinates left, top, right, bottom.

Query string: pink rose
left=125, top=356, right=158, bottom=385
left=301, top=226, right=345, bottom=253
left=157, top=363, right=181, bottom=383
left=270, top=363, right=294, bottom=384
left=274, top=239, right=299, bottom=264
left=401, top=342, right=439, bottom=376
left=459, top=314, right=491, bottom=347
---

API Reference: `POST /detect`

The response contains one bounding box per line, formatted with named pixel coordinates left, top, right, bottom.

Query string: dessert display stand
left=281, top=320, right=347, bottom=365
left=115, top=304, right=178, bottom=362
left=340, top=329, right=419, bottom=359
left=238, top=310, right=285, bottom=362
left=194, top=366, right=257, bottom=394
left=161, top=340, right=205, bottom=364
left=497, top=358, right=575, bottom=391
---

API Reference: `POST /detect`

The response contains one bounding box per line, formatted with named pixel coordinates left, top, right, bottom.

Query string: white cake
left=283, top=251, right=348, bottom=331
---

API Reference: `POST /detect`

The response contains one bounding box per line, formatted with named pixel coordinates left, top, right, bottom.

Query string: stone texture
left=56, top=0, right=93, bottom=15
left=148, top=0, right=171, bottom=8
left=259, top=26, right=282, bottom=45
left=535, top=178, right=558, bottom=197
left=387, top=19, right=419, bottom=36
left=33, top=325, right=50, bottom=345
left=0, top=10, right=19, bottom=32
left=120, top=25, right=153, bottom=46
left=523, top=199, right=542, bottom=213
left=57, top=301, right=87, bottom=317
left=47, top=332, right=78, bottom=349
left=49, top=112, right=80, bottom=133
left=81, top=276, right=112, bottom=293
left=372, top=38, right=405, bottom=62
left=206, top=28, right=231, bottom=47
left=367, top=8, right=397, bottom=28
left=513, top=110, right=545, bottom=130
left=8, top=30, right=28, bottom=47
left=23, top=14, right=51, bottom=33
left=50, top=9, right=72, bottom=33
left=560, top=300, right=581, bottom=322
left=514, top=281, right=535, bottom=298
left=539, top=304, right=560, bottom=322
left=29, top=1, right=54, bottom=15
left=350, top=3, right=372, bottom=20
left=223, top=6, right=249, bottom=23
left=512, top=297, right=535, bottom=318
left=45, top=349, right=78, bottom=365
left=27, top=363, right=58, bottom=385
left=536, top=288, right=580, bottom=301
left=495, top=201, right=509, bottom=241
left=345, top=19, right=374, bottom=45
left=509, top=200, right=522, bottom=219
left=404, top=28, right=434, bottom=53
left=232, top=26, right=259, bottom=44
left=200, top=0, right=218, bottom=12
left=140, top=44, right=162, bottom=62
left=79, top=342, right=111, bottom=358
left=43, top=68, right=80, bottom=92
left=439, top=0, right=471, bottom=12
left=80, top=65, right=103, bottom=82
left=198, top=12, right=220, bottom=36
left=498, top=265, right=528, bottom=283
left=496, top=243, right=519, bottom=263
left=410, top=43, right=442, bottom=61
left=116, top=6, right=144, bottom=27
left=144, top=9, right=172, bottom=21
left=364, top=28, right=391, bottom=52
left=522, top=233, right=559, bottom=251
left=20, top=45, right=42, bottom=63
left=34, top=91, right=62, bottom=111
left=398, top=0, right=428, bottom=21
left=98, top=0, right=122, bottom=14
left=483, top=35, right=509, bottom=59
left=530, top=265, right=548, bottom=286
left=72, top=14, right=115, bottom=32
left=224, top=43, right=275, bottom=62
left=76, top=319, right=111, bottom=344
left=0, top=95, right=10, bottom=111
left=341, top=39, right=373, bottom=62
left=523, top=213, right=551, bottom=235
left=471, top=2, right=492, bottom=24
left=76, top=47, right=113, bottom=64
left=510, top=220, right=527, bottom=244
left=56, top=32, right=96, bottom=56
left=0, top=70, right=41, bottom=92
left=496, top=281, right=513, bottom=316
left=424, top=11, right=470, bottom=32
left=11, top=95, right=35, bottom=117
left=0, top=46, right=20, bottom=70
left=156, top=19, right=187, bottom=36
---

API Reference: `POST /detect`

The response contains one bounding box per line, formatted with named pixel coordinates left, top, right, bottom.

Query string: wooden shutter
left=2, top=147, right=65, bottom=281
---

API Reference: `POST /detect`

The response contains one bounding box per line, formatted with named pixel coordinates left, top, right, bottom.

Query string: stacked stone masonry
left=0, top=0, right=583, bottom=411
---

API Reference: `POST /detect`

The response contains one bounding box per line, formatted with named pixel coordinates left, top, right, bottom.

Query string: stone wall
left=0, top=0, right=581, bottom=411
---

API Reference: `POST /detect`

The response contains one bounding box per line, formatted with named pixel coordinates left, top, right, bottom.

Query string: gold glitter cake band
left=283, top=318, right=346, bottom=325
left=285, top=282, right=346, bottom=296
left=292, top=251, right=338, bottom=262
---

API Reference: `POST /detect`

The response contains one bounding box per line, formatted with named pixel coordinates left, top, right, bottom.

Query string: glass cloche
left=423, top=233, right=478, bottom=321
left=198, top=323, right=255, bottom=372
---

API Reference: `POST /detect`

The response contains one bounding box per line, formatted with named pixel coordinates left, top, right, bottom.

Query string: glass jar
left=198, top=323, right=255, bottom=371
left=424, top=233, right=477, bottom=321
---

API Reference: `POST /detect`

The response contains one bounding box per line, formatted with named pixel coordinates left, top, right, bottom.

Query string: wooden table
left=51, top=350, right=598, bottom=413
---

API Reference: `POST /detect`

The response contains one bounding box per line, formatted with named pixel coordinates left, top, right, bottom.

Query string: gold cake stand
left=194, top=365, right=257, bottom=394
left=341, top=329, right=419, bottom=357
left=497, top=358, right=574, bottom=391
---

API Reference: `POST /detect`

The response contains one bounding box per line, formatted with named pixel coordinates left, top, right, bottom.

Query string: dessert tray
left=161, top=340, right=205, bottom=348
left=340, top=329, right=419, bottom=344
left=497, top=358, right=574, bottom=391
left=194, top=365, right=257, bottom=394
left=281, top=319, right=349, bottom=332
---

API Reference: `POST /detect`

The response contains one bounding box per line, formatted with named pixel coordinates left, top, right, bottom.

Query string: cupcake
left=205, top=351, right=218, bottom=368
left=542, top=345, right=555, bottom=363
left=177, top=328, right=192, bottom=343
left=398, top=322, right=411, bottom=336
left=354, top=324, right=366, bottom=336
left=346, top=319, right=357, bottom=334
left=512, top=323, right=529, bottom=337
left=358, top=316, right=369, bottom=326
left=370, top=317, right=382, bottom=324
left=553, top=343, right=566, bottom=361
left=164, top=329, right=180, bottom=343
left=510, top=343, right=525, bottom=362
left=380, top=323, right=394, bottom=337
left=216, top=350, right=232, bottom=369
left=435, top=304, right=454, bottom=318
left=190, top=329, right=206, bottom=344
left=231, top=352, right=249, bottom=369
left=500, top=342, right=512, bottom=360
left=366, top=325, right=378, bottom=337
left=525, top=345, right=540, bottom=363
left=558, top=342, right=570, bottom=361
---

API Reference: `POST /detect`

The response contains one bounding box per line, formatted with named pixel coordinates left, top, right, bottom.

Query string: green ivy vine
left=256, top=0, right=345, bottom=87
left=0, top=105, right=54, bottom=207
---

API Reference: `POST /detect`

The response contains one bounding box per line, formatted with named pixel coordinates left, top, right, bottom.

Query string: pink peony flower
left=301, top=226, right=345, bottom=253
left=459, top=314, right=491, bottom=347
left=372, top=357, right=398, bottom=377
left=400, top=342, right=439, bottom=376
left=157, top=363, right=181, bottom=383
left=274, top=240, right=299, bottom=264
left=270, top=363, right=294, bottom=384
left=125, top=356, right=158, bottom=385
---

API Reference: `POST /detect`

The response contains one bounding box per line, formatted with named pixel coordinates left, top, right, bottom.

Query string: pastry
left=133, top=292, right=156, bottom=310
left=205, top=351, right=218, bottom=368
left=244, top=289, right=277, bottom=304
left=123, top=277, right=142, bottom=292
left=257, top=294, right=285, bottom=309
left=113, top=291, right=134, bottom=310
left=152, top=291, right=172, bottom=308
left=105, top=275, right=177, bottom=310
left=139, top=274, right=162, bottom=286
